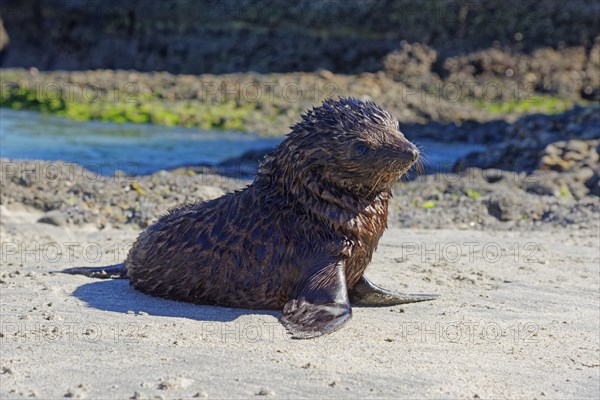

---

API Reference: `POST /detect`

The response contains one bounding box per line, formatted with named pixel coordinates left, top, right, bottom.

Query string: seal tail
left=62, top=263, right=128, bottom=279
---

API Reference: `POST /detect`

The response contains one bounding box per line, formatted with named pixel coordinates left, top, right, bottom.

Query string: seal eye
left=354, top=144, right=370, bottom=157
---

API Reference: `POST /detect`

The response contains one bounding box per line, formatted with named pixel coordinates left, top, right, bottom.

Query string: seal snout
left=407, top=146, right=420, bottom=162
left=400, top=140, right=420, bottom=164
left=385, top=141, right=420, bottom=165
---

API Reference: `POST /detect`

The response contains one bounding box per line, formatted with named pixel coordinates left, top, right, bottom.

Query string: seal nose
left=409, top=147, right=420, bottom=162
left=388, top=142, right=420, bottom=163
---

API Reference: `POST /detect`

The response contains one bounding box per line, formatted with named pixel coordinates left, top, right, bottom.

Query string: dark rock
left=585, top=173, right=600, bottom=197
left=443, top=45, right=598, bottom=101
left=481, top=169, right=507, bottom=183
left=455, top=106, right=600, bottom=173
left=217, top=147, right=273, bottom=177
left=524, top=179, right=562, bottom=197
left=38, top=210, right=67, bottom=227
left=383, top=42, right=439, bottom=84
left=486, top=196, right=517, bottom=221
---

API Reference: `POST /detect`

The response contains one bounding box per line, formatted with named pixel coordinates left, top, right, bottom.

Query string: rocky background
left=1, top=1, right=599, bottom=100
left=0, top=0, right=599, bottom=232
left=1, top=103, right=598, bottom=232
left=1, top=0, right=599, bottom=75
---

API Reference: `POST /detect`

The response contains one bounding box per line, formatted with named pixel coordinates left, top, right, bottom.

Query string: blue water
left=0, top=109, right=484, bottom=176
left=0, top=109, right=282, bottom=175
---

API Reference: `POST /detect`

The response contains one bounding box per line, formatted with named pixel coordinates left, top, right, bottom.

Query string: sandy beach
left=1, top=205, right=598, bottom=399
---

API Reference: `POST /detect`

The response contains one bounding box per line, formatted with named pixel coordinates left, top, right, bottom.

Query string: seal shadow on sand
left=71, top=280, right=279, bottom=323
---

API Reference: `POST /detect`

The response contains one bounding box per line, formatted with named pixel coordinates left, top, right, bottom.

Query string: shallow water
left=0, top=109, right=281, bottom=176
left=0, top=109, right=484, bottom=176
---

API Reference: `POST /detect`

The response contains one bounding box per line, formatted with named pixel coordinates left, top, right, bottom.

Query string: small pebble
left=256, top=388, right=274, bottom=396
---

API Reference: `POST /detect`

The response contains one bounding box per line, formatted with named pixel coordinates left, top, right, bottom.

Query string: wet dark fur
left=125, top=97, right=420, bottom=310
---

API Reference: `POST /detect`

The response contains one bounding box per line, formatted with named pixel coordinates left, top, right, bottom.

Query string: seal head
left=259, top=97, right=419, bottom=199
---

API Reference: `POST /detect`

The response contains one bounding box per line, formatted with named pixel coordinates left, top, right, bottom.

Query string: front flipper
left=282, top=260, right=351, bottom=339
left=349, top=275, right=439, bottom=306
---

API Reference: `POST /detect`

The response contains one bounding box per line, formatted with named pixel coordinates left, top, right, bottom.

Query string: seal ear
left=281, top=260, right=351, bottom=339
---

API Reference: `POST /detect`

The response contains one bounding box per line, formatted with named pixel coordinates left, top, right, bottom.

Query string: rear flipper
left=62, top=263, right=128, bottom=279
left=349, top=275, right=439, bottom=306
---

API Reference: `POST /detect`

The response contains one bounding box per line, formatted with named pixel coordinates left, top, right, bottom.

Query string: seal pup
left=64, top=97, right=438, bottom=339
